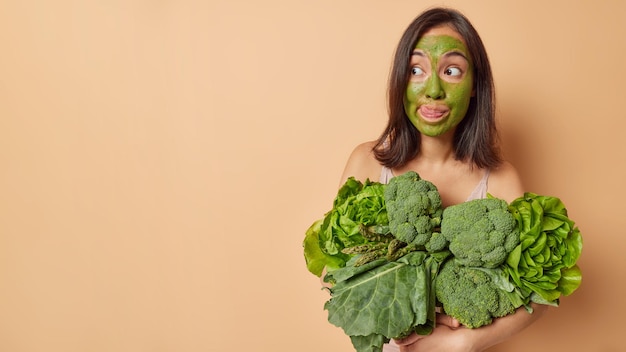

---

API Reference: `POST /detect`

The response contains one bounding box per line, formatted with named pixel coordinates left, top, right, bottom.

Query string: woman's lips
left=419, top=105, right=449, bottom=121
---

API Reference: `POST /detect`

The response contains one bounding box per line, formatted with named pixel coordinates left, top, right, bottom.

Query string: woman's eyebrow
left=443, top=51, right=469, bottom=60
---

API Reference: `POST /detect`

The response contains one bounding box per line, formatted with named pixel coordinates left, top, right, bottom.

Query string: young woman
left=338, top=7, right=547, bottom=352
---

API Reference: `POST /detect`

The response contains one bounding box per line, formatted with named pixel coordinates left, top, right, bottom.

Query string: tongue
left=420, top=106, right=446, bottom=119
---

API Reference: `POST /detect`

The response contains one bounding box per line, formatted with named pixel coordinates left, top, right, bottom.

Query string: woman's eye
left=444, top=67, right=462, bottom=76
left=411, top=67, right=424, bottom=76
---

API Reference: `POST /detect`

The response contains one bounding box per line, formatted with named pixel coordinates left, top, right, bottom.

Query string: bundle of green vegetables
left=303, top=171, right=582, bottom=352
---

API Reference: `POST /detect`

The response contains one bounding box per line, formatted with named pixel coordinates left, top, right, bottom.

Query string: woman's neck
left=395, top=130, right=462, bottom=177
left=417, top=132, right=456, bottom=165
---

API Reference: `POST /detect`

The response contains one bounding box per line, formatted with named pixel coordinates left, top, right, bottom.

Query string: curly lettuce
left=504, top=192, right=583, bottom=305
left=303, top=177, right=388, bottom=276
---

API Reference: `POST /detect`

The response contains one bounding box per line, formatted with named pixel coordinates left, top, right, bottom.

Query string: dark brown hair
left=373, top=7, right=502, bottom=169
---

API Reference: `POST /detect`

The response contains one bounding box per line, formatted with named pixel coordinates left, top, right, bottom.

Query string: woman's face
left=404, top=25, right=474, bottom=137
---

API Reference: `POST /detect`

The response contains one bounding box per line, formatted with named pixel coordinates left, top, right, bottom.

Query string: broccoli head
left=384, top=171, right=443, bottom=248
left=435, top=259, right=516, bottom=328
left=440, top=198, right=519, bottom=268
left=424, top=231, right=448, bottom=253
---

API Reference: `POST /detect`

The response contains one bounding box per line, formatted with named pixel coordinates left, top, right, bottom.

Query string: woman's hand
left=435, top=312, right=460, bottom=329
left=395, top=324, right=477, bottom=352
left=393, top=313, right=474, bottom=352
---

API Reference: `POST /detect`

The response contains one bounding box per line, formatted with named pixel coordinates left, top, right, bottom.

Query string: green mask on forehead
left=404, top=34, right=474, bottom=137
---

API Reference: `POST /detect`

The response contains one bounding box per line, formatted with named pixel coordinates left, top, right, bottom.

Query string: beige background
left=1, top=0, right=624, bottom=351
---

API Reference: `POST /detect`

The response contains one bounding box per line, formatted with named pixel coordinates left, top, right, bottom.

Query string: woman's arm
left=486, top=161, right=525, bottom=203
left=338, top=141, right=382, bottom=185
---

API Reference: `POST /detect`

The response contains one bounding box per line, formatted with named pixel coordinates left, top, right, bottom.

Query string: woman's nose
left=425, top=74, right=445, bottom=100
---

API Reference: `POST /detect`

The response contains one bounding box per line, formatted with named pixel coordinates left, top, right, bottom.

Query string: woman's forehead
left=419, top=24, right=466, bottom=46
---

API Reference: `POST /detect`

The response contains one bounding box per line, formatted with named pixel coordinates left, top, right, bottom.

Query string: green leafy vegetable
left=504, top=192, right=583, bottom=305
left=303, top=177, right=388, bottom=276
left=303, top=175, right=583, bottom=352
left=324, top=252, right=439, bottom=346
left=303, top=219, right=346, bottom=277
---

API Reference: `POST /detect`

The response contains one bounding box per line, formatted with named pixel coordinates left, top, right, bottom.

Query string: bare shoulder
left=339, top=141, right=383, bottom=185
left=487, top=161, right=525, bottom=203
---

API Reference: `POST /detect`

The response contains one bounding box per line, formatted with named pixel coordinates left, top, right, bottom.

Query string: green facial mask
left=404, top=34, right=474, bottom=137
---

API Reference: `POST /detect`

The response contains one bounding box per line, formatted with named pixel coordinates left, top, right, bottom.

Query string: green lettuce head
left=303, top=177, right=388, bottom=276
left=504, top=192, right=583, bottom=305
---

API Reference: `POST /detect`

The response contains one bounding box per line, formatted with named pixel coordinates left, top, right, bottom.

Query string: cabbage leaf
left=323, top=252, right=437, bottom=352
